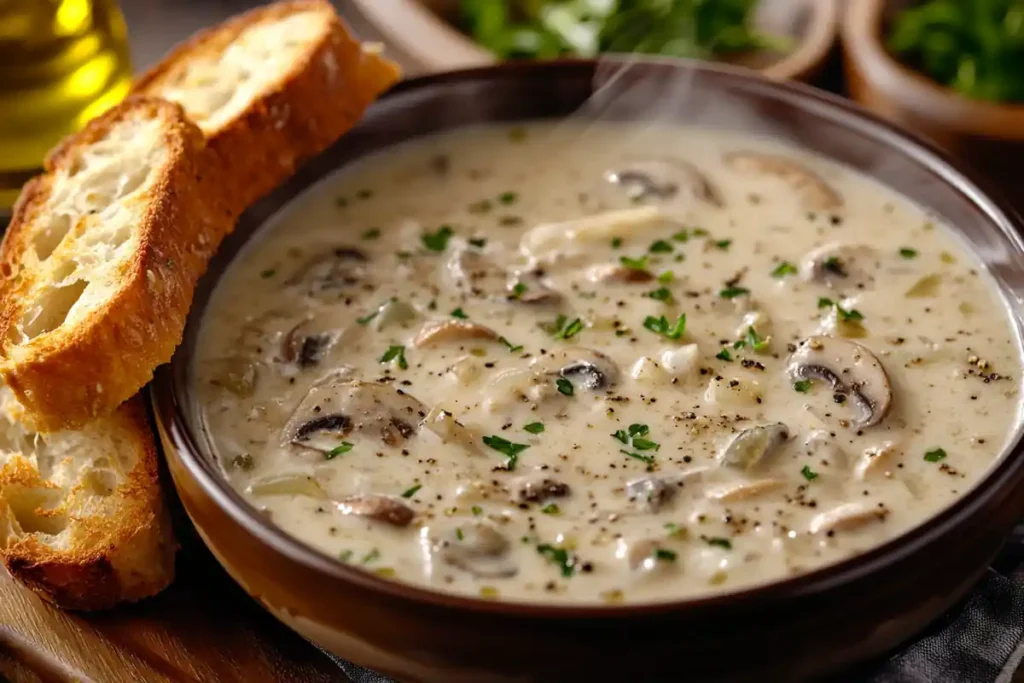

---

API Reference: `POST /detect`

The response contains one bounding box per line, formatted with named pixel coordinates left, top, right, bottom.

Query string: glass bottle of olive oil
left=0, top=0, right=132, bottom=211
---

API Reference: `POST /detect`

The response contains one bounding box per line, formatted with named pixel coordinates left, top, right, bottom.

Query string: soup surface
left=195, top=122, right=1022, bottom=604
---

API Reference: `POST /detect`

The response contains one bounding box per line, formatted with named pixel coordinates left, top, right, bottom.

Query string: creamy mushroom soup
left=194, top=123, right=1022, bottom=604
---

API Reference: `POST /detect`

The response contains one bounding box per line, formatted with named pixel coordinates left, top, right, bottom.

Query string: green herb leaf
left=379, top=345, right=408, bottom=370
left=541, top=503, right=560, bottom=515
left=715, top=239, right=732, bottom=250
left=401, top=483, right=423, bottom=498
left=654, top=548, right=677, bottom=561
left=523, top=422, right=545, bottom=434
left=468, top=237, right=488, bottom=248
left=899, top=247, right=918, bottom=259
left=924, top=447, right=947, bottom=463
left=451, top=307, right=469, bottom=319
left=556, top=378, right=574, bottom=396
left=818, top=297, right=835, bottom=309
left=422, top=225, right=454, bottom=251
left=671, top=229, right=690, bottom=242
left=621, top=449, right=655, bottom=466
left=705, top=537, right=732, bottom=550
left=260, top=268, right=276, bottom=279
left=611, top=237, right=623, bottom=249
left=620, top=255, right=649, bottom=270
left=499, top=336, right=523, bottom=353
left=554, top=317, right=584, bottom=340
left=499, top=191, right=518, bottom=205
left=361, top=548, right=380, bottom=564
left=326, top=442, right=354, bottom=460
left=643, top=313, right=686, bottom=340
left=455, top=528, right=464, bottom=541
left=716, top=349, right=733, bottom=361
left=471, top=505, right=483, bottom=516
left=719, top=286, right=750, bottom=300
left=537, top=543, right=576, bottom=577
left=483, top=435, right=530, bottom=470
left=339, top=550, right=353, bottom=562
left=771, top=261, right=798, bottom=278
left=657, top=270, right=675, bottom=284
left=649, top=239, right=673, bottom=254
left=646, top=287, right=672, bottom=302
left=362, top=227, right=381, bottom=240
left=510, top=282, right=528, bottom=300
left=801, top=465, right=819, bottom=481
left=838, top=306, right=864, bottom=322
left=745, top=326, right=770, bottom=352
left=793, top=379, right=812, bottom=393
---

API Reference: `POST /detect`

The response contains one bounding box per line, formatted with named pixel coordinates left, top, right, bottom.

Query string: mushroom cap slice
left=532, top=347, right=622, bottom=391
left=447, top=249, right=558, bottom=303
left=285, top=247, right=368, bottom=299
left=413, top=319, right=500, bottom=348
left=605, top=159, right=724, bottom=208
left=788, top=336, right=892, bottom=428
left=724, top=151, right=842, bottom=212
left=718, top=422, right=790, bottom=470
left=585, top=262, right=655, bottom=284
left=282, top=316, right=341, bottom=368
left=430, top=522, right=517, bottom=579
left=519, top=206, right=665, bottom=265
left=625, top=475, right=676, bottom=512
left=283, top=378, right=427, bottom=452
left=800, top=243, right=879, bottom=289
left=809, top=502, right=889, bottom=534
left=337, top=494, right=415, bottom=527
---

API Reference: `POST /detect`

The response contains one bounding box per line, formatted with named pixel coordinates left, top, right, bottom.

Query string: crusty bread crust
left=0, top=396, right=176, bottom=611
left=0, top=98, right=233, bottom=432
left=133, top=0, right=401, bottom=211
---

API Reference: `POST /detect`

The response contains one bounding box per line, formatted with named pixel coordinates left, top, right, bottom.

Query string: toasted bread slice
left=0, top=97, right=232, bottom=432
left=0, top=391, right=175, bottom=611
left=133, top=0, right=401, bottom=210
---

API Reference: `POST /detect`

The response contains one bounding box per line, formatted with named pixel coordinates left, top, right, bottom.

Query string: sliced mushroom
left=809, top=502, right=888, bottom=534
left=431, top=522, right=517, bottom=578
left=804, top=429, right=846, bottom=466
left=420, top=404, right=480, bottom=454
left=337, top=493, right=415, bottom=527
left=413, top=319, right=500, bottom=348
left=788, top=336, right=892, bottom=428
left=585, top=262, right=654, bottom=284
left=622, top=538, right=677, bottom=573
left=283, top=378, right=427, bottom=452
left=625, top=476, right=676, bottom=512
left=724, top=151, right=842, bottom=212
left=372, top=298, right=420, bottom=331
left=533, top=347, right=622, bottom=392
left=854, top=441, right=900, bottom=480
left=511, top=475, right=570, bottom=505
left=705, top=478, right=785, bottom=502
left=282, top=317, right=340, bottom=367
left=285, top=247, right=368, bottom=299
left=801, top=243, right=879, bottom=289
left=204, top=357, right=259, bottom=397
left=447, top=249, right=558, bottom=303
left=605, top=159, right=723, bottom=207
left=520, top=206, right=665, bottom=265
left=719, top=422, right=789, bottom=470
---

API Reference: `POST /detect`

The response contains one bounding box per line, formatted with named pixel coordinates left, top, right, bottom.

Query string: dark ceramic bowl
left=151, top=59, right=1024, bottom=683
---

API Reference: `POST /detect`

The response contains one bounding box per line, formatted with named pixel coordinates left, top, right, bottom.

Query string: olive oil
left=0, top=0, right=132, bottom=210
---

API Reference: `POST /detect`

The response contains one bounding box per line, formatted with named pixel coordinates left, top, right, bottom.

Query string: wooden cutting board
left=0, top=496, right=349, bottom=683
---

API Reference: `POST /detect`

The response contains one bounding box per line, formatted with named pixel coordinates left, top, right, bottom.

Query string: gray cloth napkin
left=314, top=542, right=1024, bottom=683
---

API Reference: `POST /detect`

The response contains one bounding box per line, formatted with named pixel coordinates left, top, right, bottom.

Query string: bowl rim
left=842, top=0, right=1024, bottom=136
left=350, top=0, right=839, bottom=82
left=153, top=57, right=1024, bottom=618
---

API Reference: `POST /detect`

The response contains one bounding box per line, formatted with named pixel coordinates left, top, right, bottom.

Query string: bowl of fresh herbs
left=351, top=0, right=838, bottom=83
left=843, top=0, right=1024, bottom=200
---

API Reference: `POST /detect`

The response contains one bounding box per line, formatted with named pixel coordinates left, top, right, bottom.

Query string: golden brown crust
left=133, top=0, right=401, bottom=210
left=0, top=396, right=176, bottom=611
left=0, top=97, right=233, bottom=432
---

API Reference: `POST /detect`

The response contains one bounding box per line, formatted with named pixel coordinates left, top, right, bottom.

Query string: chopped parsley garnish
left=823, top=256, right=843, bottom=275
left=657, top=270, right=675, bottom=284
left=771, top=261, right=799, bottom=278
left=649, top=239, right=673, bottom=254
left=451, top=308, right=469, bottom=319
left=356, top=309, right=379, bottom=325
left=671, top=229, right=690, bottom=242
left=611, top=237, right=623, bottom=248
left=471, top=505, right=483, bottom=516
left=339, top=550, right=353, bottom=562
left=523, top=422, right=545, bottom=434
left=469, top=237, right=487, bottom=248
left=654, top=548, right=677, bottom=562
left=401, top=483, right=423, bottom=498
left=714, top=239, right=732, bottom=250
left=553, top=317, right=584, bottom=340
left=362, top=227, right=381, bottom=240
left=643, top=313, right=686, bottom=340
left=620, top=254, right=649, bottom=270
left=482, top=435, right=530, bottom=470
left=705, top=537, right=732, bottom=550
left=499, top=336, right=523, bottom=353
left=379, top=345, right=408, bottom=369
left=719, top=286, right=750, bottom=299
left=664, top=522, right=687, bottom=539
left=646, top=287, right=672, bottom=302
left=693, top=228, right=708, bottom=237
left=899, top=247, right=918, bottom=259
left=510, top=282, right=528, bottom=300
left=716, top=349, right=733, bottom=362
left=260, top=269, right=276, bottom=279
left=744, top=326, right=770, bottom=352
left=621, top=449, right=655, bottom=466
left=924, top=447, right=947, bottom=463
left=499, top=191, right=518, bottom=205
left=801, top=465, right=819, bottom=481
left=326, top=442, right=354, bottom=460
left=818, top=297, right=835, bottom=309
left=455, top=528, right=464, bottom=541
left=612, top=424, right=659, bottom=454
left=537, top=543, right=577, bottom=577
left=541, top=503, right=560, bottom=515
left=421, top=225, right=454, bottom=251
left=556, top=378, right=574, bottom=396
left=361, top=548, right=381, bottom=564
left=794, top=379, right=812, bottom=393
left=818, top=297, right=865, bottom=322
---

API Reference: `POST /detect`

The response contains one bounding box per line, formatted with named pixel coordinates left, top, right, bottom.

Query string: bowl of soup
left=151, top=58, right=1024, bottom=682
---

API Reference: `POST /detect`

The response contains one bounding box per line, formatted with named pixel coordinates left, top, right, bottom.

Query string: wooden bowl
left=350, top=0, right=839, bottom=82
left=152, top=59, right=1024, bottom=683
left=842, top=0, right=1024, bottom=200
